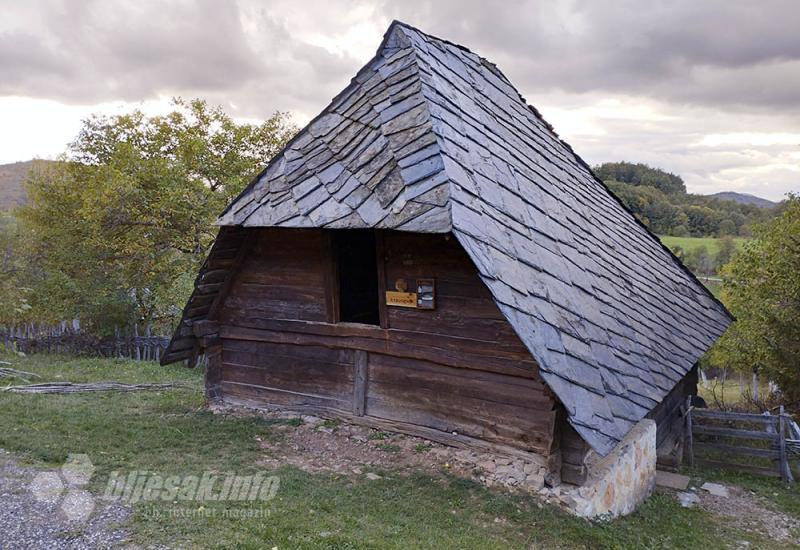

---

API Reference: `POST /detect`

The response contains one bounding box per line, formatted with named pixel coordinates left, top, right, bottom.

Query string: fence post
left=778, top=406, right=794, bottom=482
left=685, top=395, right=694, bottom=468
left=134, top=324, right=141, bottom=361
left=145, top=323, right=152, bottom=361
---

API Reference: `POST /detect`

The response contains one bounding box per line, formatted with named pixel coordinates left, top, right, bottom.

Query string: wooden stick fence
left=0, top=321, right=171, bottom=362
left=686, top=397, right=795, bottom=482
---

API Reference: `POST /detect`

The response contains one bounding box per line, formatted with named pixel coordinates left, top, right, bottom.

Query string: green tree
left=715, top=235, right=737, bottom=268
left=0, top=212, right=32, bottom=321
left=594, top=162, right=686, bottom=195
left=684, top=245, right=714, bottom=275
left=709, top=195, right=800, bottom=401
left=15, top=99, right=296, bottom=331
left=718, top=218, right=736, bottom=236
left=598, top=161, right=778, bottom=238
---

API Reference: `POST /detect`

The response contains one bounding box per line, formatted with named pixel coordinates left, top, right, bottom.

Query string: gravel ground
left=0, top=449, right=132, bottom=550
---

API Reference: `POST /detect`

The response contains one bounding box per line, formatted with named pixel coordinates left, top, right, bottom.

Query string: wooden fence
left=686, top=398, right=795, bottom=482
left=0, top=322, right=171, bottom=362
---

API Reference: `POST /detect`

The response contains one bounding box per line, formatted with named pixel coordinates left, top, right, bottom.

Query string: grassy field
left=659, top=235, right=748, bottom=255
left=0, top=353, right=797, bottom=549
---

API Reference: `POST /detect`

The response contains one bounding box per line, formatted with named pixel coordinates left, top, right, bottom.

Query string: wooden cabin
left=163, top=21, right=731, bottom=487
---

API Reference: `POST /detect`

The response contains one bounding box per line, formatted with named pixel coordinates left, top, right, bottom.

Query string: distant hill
left=595, top=162, right=779, bottom=237
left=0, top=160, right=55, bottom=211
left=708, top=192, right=777, bottom=209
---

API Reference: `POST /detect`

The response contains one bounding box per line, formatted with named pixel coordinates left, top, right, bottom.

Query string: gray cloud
left=2, top=1, right=799, bottom=112
left=378, top=0, right=800, bottom=110
left=0, top=0, right=797, bottom=199
left=0, top=0, right=265, bottom=101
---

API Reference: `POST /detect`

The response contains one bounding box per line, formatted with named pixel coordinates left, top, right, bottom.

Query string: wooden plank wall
left=647, top=365, right=697, bottom=470
left=215, top=228, right=559, bottom=457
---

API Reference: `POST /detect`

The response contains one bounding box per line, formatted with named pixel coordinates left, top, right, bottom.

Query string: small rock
left=365, top=473, right=381, bottom=480
left=522, top=462, right=538, bottom=475
left=700, top=482, right=729, bottom=498
left=317, top=427, right=335, bottom=434
left=522, top=474, right=545, bottom=491
left=655, top=470, right=690, bottom=490
left=301, top=415, right=322, bottom=426
left=477, top=460, right=496, bottom=473
left=494, top=457, right=512, bottom=466
left=677, top=491, right=699, bottom=508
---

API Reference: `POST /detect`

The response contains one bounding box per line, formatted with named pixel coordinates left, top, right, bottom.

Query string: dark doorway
left=334, top=230, right=380, bottom=325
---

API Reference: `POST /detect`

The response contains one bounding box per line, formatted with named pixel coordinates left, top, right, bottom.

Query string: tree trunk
left=752, top=372, right=759, bottom=402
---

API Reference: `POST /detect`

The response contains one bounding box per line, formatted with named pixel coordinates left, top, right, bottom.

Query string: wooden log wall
left=215, top=228, right=559, bottom=458
left=647, top=365, right=698, bottom=470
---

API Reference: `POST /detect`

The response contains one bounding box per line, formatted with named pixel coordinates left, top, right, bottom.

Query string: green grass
left=0, top=353, right=791, bottom=549
left=659, top=235, right=748, bottom=255
left=697, top=377, right=758, bottom=407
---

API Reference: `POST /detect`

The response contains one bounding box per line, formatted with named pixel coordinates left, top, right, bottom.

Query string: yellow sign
left=385, top=291, right=418, bottom=308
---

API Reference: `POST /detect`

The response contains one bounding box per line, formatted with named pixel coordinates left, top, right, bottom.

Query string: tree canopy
left=597, top=162, right=777, bottom=237
left=595, top=162, right=686, bottom=195
left=9, top=99, right=296, bottom=332
left=708, top=195, right=800, bottom=401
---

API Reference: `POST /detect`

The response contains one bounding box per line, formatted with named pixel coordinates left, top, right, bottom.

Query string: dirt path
left=692, top=485, right=799, bottom=546
left=245, top=408, right=800, bottom=546
left=0, top=449, right=132, bottom=550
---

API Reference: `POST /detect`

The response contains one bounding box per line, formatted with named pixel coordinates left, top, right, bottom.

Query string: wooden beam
left=219, top=323, right=540, bottom=380
left=221, top=394, right=551, bottom=465
left=375, top=230, right=389, bottom=329
left=778, top=406, right=794, bottom=482
left=685, top=396, right=694, bottom=468
left=692, top=425, right=779, bottom=441
left=692, top=409, right=779, bottom=424
left=353, top=350, right=368, bottom=416
left=205, top=233, right=254, bottom=322
left=323, top=231, right=339, bottom=324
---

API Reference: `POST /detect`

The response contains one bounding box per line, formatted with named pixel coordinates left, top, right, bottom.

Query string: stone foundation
left=545, top=419, right=657, bottom=518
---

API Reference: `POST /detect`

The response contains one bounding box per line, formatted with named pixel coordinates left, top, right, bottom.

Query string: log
left=2, top=382, right=182, bottom=394
left=0, top=367, right=42, bottom=383
left=692, top=409, right=778, bottom=424
left=693, top=425, right=780, bottom=441
left=693, top=441, right=780, bottom=459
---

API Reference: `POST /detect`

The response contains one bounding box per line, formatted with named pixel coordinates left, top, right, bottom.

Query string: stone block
left=554, top=418, right=656, bottom=519
left=655, top=470, right=690, bottom=490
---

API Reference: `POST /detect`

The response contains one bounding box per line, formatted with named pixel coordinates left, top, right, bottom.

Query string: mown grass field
left=0, top=353, right=797, bottom=549
left=659, top=235, right=748, bottom=255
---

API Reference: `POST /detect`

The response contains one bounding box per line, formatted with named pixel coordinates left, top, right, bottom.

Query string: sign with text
left=385, top=278, right=436, bottom=309
left=385, top=291, right=418, bottom=308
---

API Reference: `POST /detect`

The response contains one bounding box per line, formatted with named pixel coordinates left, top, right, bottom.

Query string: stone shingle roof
left=173, top=21, right=732, bottom=455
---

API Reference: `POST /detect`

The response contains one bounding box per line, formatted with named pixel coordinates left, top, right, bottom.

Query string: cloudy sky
left=1, top=0, right=798, bottom=200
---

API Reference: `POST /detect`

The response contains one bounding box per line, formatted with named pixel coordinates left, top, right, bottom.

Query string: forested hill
left=595, top=162, right=778, bottom=237
left=708, top=192, right=777, bottom=209
left=0, top=160, right=56, bottom=210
